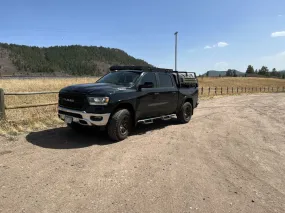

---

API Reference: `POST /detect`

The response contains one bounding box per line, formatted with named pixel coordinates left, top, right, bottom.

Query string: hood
left=59, top=83, right=130, bottom=95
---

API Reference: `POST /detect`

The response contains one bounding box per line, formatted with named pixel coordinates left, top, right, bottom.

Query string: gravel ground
left=1, top=93, right=285, bottom=213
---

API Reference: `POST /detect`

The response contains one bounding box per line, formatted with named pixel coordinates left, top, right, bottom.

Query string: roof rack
left=109, top=65, right=173, bottom=73
left=174, top=71, right=197, bottom=78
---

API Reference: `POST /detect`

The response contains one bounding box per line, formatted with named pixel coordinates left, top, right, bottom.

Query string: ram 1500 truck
left=58, top=66, right=199, bottom=141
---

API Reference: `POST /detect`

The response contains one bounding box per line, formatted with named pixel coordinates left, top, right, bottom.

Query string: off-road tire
left=107, top=109, right=132, bottom=141
left=177, top=102, right=193, bottom=124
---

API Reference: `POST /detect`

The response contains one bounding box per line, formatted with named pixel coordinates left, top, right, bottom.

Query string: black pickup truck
left=58, top=66, right=199, bottom=141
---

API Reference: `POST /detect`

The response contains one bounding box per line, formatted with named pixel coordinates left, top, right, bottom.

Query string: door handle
left=154, top=92, right=160, bottom=95
left=172, top=92, right=177, bottom=94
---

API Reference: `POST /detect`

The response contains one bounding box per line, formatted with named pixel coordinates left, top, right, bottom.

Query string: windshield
left=97, top=71, right=141, bottom=87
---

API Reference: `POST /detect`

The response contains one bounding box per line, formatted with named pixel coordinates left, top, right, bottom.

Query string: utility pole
left=174, top=31, right=178, bottom=71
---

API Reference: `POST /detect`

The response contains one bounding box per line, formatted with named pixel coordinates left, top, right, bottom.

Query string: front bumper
left=58, top=106, right=110, bottom=126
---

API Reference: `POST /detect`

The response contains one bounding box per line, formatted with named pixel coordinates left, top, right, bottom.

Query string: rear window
left=158, top=73, right=173, bottom=88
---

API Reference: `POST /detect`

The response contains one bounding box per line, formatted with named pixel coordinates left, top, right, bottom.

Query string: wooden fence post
left=260, top=87, right=261, bottom=92
left=201, top=87, right=204, bottom=95
left=221, top=87, right=223, bottom=95
left=232, top=87, right=233, bottom=94
left=208, top=87, right=210, bottom=95
left=283, top=86, right=285, bottom=92
left=237, top=87, right=239, bottom=93
left=215, top=87, right=217, bottom=95
left=0, top=88, right=5, bottom=120
left=227, top=87, right=229, bottom=94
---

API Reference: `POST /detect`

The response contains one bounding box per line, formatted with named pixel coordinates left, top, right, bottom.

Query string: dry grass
left=1, top=77, right=99, bottom=92
left=1, top=77, right=98, bottom=135
left=198, top=77, right=285, bottom=88
left=198, top=77, right=285, bottom=97
left=0, top=76, right=285, bottom=135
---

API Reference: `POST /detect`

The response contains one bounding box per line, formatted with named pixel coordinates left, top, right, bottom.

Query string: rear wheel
left=107, top=109, right=132, bottom=141
left=177, top=102, right=193, bottom=123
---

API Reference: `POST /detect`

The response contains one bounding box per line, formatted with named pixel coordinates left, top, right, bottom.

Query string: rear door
left=156, top=73, right=179, bottom=115
left=136, top=72, right=161, bottom=119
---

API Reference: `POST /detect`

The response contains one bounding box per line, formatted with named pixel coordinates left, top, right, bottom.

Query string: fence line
left=6, top=102, right=58, bottom=110
left=1, top=86, right=285, bottom=120
left=4, top=91, right=59, bottom=96
left=0, top=89, right=59, bottom=120
left=199, top=86, right=285, bottom=95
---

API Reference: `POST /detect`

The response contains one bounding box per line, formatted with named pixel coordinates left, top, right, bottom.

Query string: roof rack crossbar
left=109, top=65, right=173, bottom=72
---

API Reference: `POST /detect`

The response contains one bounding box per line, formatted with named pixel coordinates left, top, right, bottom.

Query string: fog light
left=90, top=116, right=103, bottom=121
left=79, top=120, right=88, bottom=125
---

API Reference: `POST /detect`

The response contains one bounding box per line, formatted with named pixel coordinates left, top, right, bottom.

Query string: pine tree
left=258, top=66, right=269, bottom=76
left=226, top=69, right=233, bottom=77
left=246, top=65, right=254, bottom=74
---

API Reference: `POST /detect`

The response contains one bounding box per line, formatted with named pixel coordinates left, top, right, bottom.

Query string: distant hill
left=0, top=43, right=152, bottom=76
left=203, top=70, right=245, bottom=77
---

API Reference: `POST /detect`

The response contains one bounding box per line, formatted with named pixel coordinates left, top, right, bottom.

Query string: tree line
left=225, top=65, right=285, bottom=79
left=0, top=43, right=151, bottom=76
left=245, top=65, right=285, bottom=78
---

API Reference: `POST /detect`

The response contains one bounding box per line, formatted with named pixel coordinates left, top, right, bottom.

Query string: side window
left=158, top=73, right=173, bottom=88
left=140, top=73, right=157, bottom=87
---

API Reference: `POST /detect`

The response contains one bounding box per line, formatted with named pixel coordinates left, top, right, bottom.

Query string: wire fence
left=199, top=86, right=285, bottom=96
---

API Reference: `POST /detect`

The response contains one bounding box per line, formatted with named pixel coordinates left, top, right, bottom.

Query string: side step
left=138, top=114, right=176, bottom=125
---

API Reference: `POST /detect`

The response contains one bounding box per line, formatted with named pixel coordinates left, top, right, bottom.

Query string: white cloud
left=204, top=45, right=212, bottom=49
left=271, top=31, right=285, bottom=37
left=278, top=15, right=283, bottom=17
left=217, top=42, right=229, bottom=47
left=215, top=62, right=229, bottom=70
left=204, top=42, right=229, bottom=49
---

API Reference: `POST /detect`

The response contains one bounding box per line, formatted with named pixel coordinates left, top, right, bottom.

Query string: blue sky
left=0, top=0, right=284, bottom=74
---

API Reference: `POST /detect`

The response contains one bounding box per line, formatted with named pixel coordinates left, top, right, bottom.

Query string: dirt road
left=1, top=93, right=285, bottom=213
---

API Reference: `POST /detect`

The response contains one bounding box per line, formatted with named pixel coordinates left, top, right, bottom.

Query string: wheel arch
left=111, top=102, right=136, bottom=125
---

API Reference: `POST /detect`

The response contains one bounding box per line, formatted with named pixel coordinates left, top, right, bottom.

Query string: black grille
left=58, top=110, right=83, bottom=119
left=59, top=93, right=85, bottom=110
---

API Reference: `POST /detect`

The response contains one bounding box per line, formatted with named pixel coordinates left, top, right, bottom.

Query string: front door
left=136, top=72, right=161, bottom=119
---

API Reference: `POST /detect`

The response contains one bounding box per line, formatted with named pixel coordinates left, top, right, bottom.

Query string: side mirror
left=138, top=82, right=154, bottom=91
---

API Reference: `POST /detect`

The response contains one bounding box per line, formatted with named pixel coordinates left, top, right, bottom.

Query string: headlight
left=87, top=97, right=109, bottom=105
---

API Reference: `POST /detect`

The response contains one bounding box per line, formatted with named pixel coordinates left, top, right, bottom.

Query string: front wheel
left=177, top=102, right=193, bottom=124
left=107, top=109, right=132, bottom=141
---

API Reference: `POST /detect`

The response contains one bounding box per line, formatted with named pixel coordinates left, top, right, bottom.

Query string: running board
left=138, top=114, right=176, bottom=125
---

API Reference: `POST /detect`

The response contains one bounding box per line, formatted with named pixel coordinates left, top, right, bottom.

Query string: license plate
left=64, top=115, right=73, bottom=124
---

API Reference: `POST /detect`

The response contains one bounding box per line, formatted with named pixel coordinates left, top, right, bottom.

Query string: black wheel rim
left=184, top=106, right=191, bottom=119
left=120, top=116, right=130, bottom=135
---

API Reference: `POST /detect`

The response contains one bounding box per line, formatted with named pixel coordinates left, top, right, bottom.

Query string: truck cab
left=58, top=66, right=199, bottom=141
